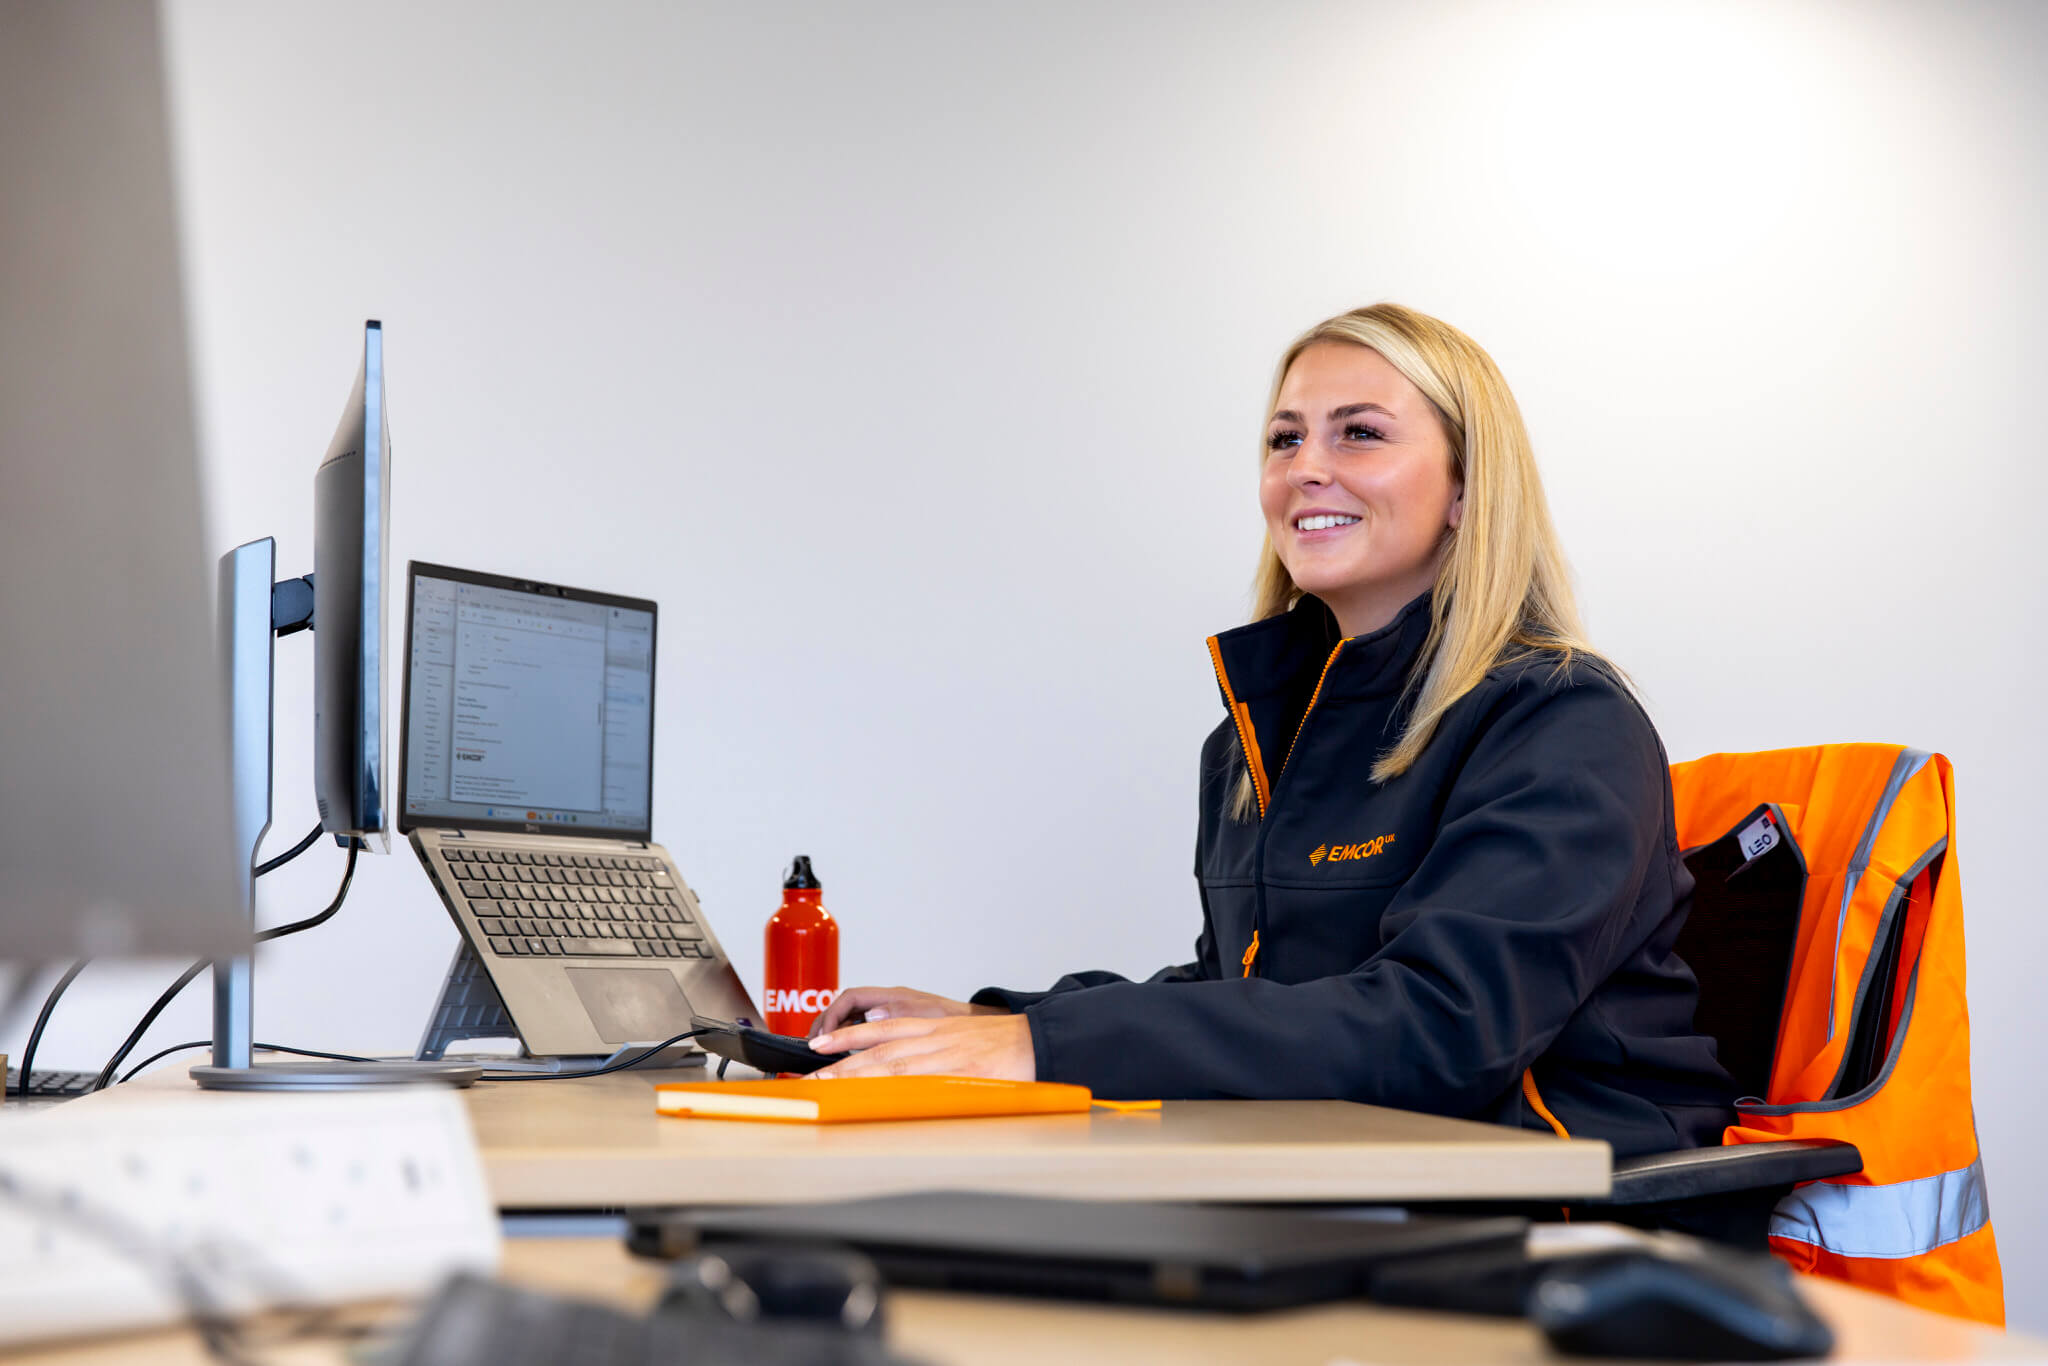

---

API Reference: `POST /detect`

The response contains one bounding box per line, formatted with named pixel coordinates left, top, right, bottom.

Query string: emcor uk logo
left=1309, top=835, right=1395, bottom=866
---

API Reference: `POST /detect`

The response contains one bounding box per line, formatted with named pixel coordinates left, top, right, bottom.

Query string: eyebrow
left=1269, top=402, right=1398, bottom=425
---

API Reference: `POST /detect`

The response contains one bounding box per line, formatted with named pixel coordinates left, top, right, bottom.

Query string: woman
left=809, top=303, right=1735, bottom=1157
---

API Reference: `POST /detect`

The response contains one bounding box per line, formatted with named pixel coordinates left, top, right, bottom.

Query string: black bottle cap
left=784, top=855, right=821, bottom=890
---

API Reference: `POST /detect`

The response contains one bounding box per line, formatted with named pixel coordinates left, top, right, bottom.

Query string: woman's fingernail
left=811, top=1035, right=833, bottom=1051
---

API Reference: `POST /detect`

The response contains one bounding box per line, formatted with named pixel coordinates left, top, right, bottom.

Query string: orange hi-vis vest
left=1670, top=744, right=2003, bottom=1326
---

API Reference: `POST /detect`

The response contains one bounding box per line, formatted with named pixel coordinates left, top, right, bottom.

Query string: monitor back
left=312, top=322, right=392, bottom=852
left=0, top=0, right=246, bottom=961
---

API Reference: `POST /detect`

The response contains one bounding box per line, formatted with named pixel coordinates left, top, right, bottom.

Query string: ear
left=1447, top=482, right=1464, bottom=532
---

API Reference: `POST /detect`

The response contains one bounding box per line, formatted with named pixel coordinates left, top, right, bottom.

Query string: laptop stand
left=414, top=942, right=703, bottom=1071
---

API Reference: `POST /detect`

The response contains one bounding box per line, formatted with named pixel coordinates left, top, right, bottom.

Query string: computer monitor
left=0, top=0, right=245, bottom=969
left=197, top=324, right=477, bottom=1088
left=312, top=322, right=392, bottom=853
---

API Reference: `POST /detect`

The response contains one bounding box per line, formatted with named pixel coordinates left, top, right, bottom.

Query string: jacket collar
left=1205, top=592, right=1434, bottom=811
left=1209, top=590, right=1434, bottom=707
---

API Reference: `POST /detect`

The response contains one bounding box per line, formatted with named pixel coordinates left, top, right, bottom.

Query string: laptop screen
left=398, top=562, right=656, bottom=839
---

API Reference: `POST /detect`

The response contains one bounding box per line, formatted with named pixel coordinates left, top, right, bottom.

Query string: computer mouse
left=1530, top=1247, right=1833, bottom=1361
left=658, top=1241, right=886, bottom=1337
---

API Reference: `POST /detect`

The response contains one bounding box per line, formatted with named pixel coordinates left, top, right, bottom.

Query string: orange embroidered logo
left=1313, top=834, right=1395, bottom=866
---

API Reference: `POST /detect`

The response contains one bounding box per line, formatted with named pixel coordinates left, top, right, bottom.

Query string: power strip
left=0, top=1087, right=500, bottom=1347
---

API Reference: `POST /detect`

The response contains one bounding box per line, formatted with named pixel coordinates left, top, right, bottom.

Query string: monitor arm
left=271, top=574, right=314, bottom=636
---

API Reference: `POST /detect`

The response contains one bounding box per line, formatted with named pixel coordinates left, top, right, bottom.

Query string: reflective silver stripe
left=1827, top=748, right=1931, bottom=1040
left=1770, top=1158, right=1990, bottom=1260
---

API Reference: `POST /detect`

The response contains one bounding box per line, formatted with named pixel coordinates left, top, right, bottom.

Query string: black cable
left=253, top=822, right=324, bottom=878
left=116, top=1040, right=381, bottom=1085
left=90, top=960, right=208, bottom=1092
left=481, top=1028, right=710, bottom=1082
left=11, top=827, right=328, bottom=1097
left=10, top=959, right=87, bottom=1096
left=254, top=840, right=356, bottom=942
left=0, top=1168, right=271, bottom=1365
left=93, top=844, right=360, bottom=1091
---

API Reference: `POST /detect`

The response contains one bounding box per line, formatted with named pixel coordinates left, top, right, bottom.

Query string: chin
left=1284, top=563, right=1373, bottom=598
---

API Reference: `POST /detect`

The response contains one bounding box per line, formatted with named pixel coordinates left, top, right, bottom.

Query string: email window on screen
left=451, top=598, right=606, bottom=810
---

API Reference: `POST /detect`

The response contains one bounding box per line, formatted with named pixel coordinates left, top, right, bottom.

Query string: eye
left=1266, top=429, right=1302, bottom=452
left=1344, top=423, right=1386, bottom=443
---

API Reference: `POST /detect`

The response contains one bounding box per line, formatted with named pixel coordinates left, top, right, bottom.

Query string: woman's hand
left=808, top=985, right=997, bottom=1037
left=809, top=1012, right=1035, bottom=1082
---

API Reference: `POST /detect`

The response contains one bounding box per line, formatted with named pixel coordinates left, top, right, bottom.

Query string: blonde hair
left=1230, top=302, right=1598, bottom=820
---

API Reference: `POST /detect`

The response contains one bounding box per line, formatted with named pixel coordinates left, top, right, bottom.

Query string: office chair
left=1542, top=742, right=2000, bottom=1319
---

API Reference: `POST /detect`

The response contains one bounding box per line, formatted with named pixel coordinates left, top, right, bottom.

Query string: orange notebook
left=654, top=1075, right=1093, bottom=1124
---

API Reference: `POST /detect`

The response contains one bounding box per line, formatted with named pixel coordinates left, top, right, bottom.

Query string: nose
left=1288, top=433, right=1333, bottom=490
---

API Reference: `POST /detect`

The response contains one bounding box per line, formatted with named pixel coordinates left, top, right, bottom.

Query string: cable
left=253, top=822, right=324, bottom=878
left=0, top=1167, right=276, bottom=1365
left=254, top=840, right=356, bottom=942
left=92, top=844, right=360, bottom=1091
left=10, top=960, right=86, bottom=1096
left=90, top=960, right=208, bottom=1092
left=11, top=826, right=328, bottom=1096
left=481, top=1028, right=710, bottom=1082
left=116, top=1040, right=381, bottom=1085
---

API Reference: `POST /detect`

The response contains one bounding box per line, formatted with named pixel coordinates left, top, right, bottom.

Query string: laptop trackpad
left=564, top=967, right=694, bottom=1045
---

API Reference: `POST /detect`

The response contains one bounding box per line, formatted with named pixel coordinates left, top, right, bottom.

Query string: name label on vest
left=1738, top=811, right=1780, bottom=862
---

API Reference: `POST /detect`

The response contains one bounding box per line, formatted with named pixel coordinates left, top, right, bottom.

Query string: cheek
left=1258, top=466, right=1292, bottom=527
left=1386, top=467, right=1454, bottom=535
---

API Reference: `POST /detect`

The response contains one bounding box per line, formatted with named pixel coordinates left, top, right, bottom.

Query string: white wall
left=14, top=0, right=2045, bottom=1321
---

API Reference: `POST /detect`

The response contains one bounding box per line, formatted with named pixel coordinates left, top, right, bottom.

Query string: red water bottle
left=764, top=855, right=838, bottom=1037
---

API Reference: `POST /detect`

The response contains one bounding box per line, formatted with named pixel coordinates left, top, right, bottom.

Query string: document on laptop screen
left=404, top=572, right=654, bottom=832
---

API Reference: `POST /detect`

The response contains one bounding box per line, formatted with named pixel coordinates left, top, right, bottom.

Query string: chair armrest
left=1602, top=1139, right=1862, bottom=1206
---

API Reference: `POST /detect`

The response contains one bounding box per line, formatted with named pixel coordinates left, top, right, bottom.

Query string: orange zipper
left=1215, top=638, right=1349, bottom=981
left=1521, top=1070, right=1572, bottom=1140
left=1207, top=637, right=1270, bottom=818
left=1282, top=642, right=1347, bottom=775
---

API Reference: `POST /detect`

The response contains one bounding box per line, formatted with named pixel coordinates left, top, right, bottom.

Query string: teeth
left=1296, top=514, right=1361, bottom=532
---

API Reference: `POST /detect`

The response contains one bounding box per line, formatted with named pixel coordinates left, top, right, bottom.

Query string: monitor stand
left=191, top=537, right=478, bottom=1092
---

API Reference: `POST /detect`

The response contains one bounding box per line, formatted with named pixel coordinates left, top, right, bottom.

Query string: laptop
left=629, top=1192, right=1530, bottom=1312
left=398, top=561, right=760, bottom=1061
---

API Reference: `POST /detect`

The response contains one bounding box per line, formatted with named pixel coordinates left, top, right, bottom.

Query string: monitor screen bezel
left=397, top=559, right=659, bottom=842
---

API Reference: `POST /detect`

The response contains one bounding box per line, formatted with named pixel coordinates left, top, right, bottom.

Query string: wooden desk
left=14, top=1076, right=2040, bottom=1363
left=461, top=1068, right=1615, bottom=1208
left=7, top=1235, right=2040, bottom=1365
left=82, top=1065, right=1613, bottom=1208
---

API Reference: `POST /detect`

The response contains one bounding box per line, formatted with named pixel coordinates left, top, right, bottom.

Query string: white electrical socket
left=0, top=1087, right=501, bottom=1348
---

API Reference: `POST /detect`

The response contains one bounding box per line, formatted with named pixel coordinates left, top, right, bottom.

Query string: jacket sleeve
left=1018, top=672, right=1671, bottom=1109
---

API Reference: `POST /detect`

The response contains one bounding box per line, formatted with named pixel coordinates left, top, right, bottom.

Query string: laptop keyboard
left=442, top=847, right=706, bottom=962
left=7, top=1069, right=95, bottom=1099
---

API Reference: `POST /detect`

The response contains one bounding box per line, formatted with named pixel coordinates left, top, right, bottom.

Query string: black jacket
left=974, top=593, right=1736, bottom=1158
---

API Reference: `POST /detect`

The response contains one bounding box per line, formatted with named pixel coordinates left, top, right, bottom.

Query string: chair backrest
left=1668, top=745, right=2002, bottom=1327
left=1675, top=803, right=1805, bottom=1101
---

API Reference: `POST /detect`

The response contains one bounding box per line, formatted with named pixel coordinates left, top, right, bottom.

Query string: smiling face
left=1260, top=341, right=1464, bottom=638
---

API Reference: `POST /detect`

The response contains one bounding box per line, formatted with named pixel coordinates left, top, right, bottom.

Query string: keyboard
left=389, top=1275, right=683, bottom=1366
left=6, top=1068, right=95, bottom=1099
left=441, top=847, right=705, bottom=962
left=386, top=1274, right=907, bottom=1366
